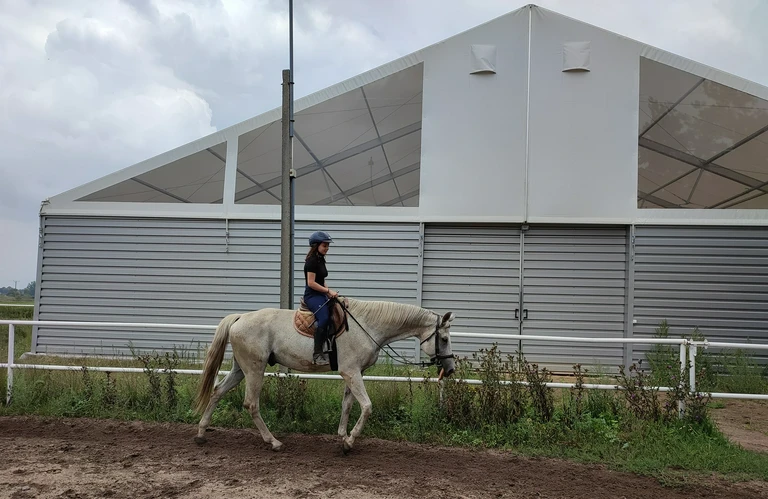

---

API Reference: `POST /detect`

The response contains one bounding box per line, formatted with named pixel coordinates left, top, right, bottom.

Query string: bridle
left=420, top=315, right=456, bottom=366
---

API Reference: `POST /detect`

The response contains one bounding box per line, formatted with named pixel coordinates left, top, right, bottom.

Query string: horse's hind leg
left=195, top=359, right=245, bottom=444
left=243, top=366, right=283, bottom=451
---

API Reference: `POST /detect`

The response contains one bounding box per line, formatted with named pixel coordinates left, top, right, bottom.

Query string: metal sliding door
left=518, top=226, right=628, bottom=373
left=421, top=224, right=521, bottom=361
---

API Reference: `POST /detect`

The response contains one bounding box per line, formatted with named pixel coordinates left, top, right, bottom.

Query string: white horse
left=194, top=297, right=457, bottom=453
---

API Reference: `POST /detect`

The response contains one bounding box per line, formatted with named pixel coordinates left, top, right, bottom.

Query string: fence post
left=6, top=323, right=14, bottom=405
left=678, top=341, right=686, bottom=418
left=688, top=342, right=697, bottom=394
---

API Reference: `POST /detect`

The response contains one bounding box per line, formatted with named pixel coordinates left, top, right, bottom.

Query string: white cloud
left=1, top=5, right=217, bottom=220
left=0, top=0, right=766, bottom=288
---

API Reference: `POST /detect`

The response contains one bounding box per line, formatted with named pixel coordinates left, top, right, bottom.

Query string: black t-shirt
left=304, top=252, right=328, bottom=288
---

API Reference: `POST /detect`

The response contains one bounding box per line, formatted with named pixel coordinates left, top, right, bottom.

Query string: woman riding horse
left=304, top=230, right=339, bottom=365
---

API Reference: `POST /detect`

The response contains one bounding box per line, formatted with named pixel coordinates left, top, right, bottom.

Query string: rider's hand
left=327, top=289, right=339, bottom=299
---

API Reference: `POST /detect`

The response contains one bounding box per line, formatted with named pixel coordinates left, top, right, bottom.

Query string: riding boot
left=313, top=324, right=330, bottom=365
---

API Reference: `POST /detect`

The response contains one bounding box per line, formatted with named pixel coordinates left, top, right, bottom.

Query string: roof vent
left=563, top=41, right=591, bottom=72
left=470, top=44, right=497, bottom=74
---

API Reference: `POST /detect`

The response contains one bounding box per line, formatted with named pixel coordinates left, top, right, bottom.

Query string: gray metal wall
left=35, top=217, right=420, bottom=358
left=634, top=225, right=768, bottom=362
left=34, top=217, right=768, bottom=370
left=520, top=226, right=628, bottom=373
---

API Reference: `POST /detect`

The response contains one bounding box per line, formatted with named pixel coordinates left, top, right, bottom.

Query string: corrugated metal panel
left=421, top=224, right=521, bottom=362
left=521, top=226, right=627, bottom=373
left=36, top=217, right=420, bottom=360
left=293, top=222, right=422, bottom=361
left=634, top=226, right=768, bottom=362
left=36, top=217, right=278, bottom=356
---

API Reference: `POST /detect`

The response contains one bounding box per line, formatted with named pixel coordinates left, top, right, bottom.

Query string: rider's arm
left=306, top=272, right=330, bottom=294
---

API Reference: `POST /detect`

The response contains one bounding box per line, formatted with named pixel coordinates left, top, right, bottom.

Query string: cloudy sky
left=1, top=0, right=766, bottom=288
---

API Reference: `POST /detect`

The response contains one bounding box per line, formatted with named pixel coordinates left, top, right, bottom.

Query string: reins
left=320, top=297, right=447, bottom=370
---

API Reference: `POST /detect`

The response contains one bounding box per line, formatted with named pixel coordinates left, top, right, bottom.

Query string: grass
left=2, top=309, right=768, bottom=485
left=0, top=297, right=34, bottom=305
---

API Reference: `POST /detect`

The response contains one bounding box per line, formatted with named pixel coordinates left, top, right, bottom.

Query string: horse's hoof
left=194, top=436, right=207, bottom=445
left=342, top=439, right=352, bottom=455
left=271, top=442, right=284, bottom=452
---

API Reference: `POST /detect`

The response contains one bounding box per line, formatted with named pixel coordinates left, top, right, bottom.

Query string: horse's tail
left=194, top=313, right=241, bottom=414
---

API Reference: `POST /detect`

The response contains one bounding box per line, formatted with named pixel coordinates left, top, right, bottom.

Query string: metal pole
left=288, top=0, right=296, bottom=309
left=289, top=0, right=295, bottom=139
left=6, top=324, right=14, bottom=405
left=280, top=68, right=292, bottom=311
left=689, top=343, right=697, bottom=394
left=279, top=0, right=296, bottom=375
left=678, top=342, right=687, bottom=418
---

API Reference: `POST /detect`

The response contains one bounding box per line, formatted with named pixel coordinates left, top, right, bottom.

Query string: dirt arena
left=1, top=415, right=766, bottom=499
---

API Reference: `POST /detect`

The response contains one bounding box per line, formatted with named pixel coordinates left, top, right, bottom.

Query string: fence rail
left=3, top=319, right=768, bottom=410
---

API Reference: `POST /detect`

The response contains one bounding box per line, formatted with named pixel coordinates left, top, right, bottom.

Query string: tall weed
left=475, top=345, right=526, bottom=425
left=521, top=357, right=554, bottom=422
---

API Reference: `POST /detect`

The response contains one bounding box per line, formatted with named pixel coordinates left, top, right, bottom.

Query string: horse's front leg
left=340, top=371, right=371, bottom=454
left=337, top=384, right=354, bottom=438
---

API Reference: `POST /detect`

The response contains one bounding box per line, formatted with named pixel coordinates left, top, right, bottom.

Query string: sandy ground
left=711, top=399, right=768, bottom=453
left=1, top=415, right=767, bottom=499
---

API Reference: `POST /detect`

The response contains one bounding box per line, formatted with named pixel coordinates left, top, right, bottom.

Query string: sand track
left=0, top=415, right=765, bottom=499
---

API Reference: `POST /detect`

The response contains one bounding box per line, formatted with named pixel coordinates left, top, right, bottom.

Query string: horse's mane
left=345, top=298, right=436, bottom=331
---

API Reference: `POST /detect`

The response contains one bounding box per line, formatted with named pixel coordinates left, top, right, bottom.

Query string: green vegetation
left=647, top=320, right=768, bottom=395
left=2, top=308, right=768, bottom=485
left=0, top=281, right=35, bottom=302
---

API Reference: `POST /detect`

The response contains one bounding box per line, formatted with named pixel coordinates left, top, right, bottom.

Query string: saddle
left=293, top=296, right=349, bottom=339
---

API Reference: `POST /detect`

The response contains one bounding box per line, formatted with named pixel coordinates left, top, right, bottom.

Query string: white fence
left=3, top=320, right=768, bottom=412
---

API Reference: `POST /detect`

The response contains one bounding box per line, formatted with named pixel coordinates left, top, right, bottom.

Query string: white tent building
left=34, top=5, right=768, bottom=372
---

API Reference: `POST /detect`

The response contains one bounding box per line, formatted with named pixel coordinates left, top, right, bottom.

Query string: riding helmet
left=308, top=231, right=334, bottom=246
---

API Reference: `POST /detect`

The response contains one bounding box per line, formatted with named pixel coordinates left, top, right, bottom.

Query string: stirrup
left=313, top=352, right=329, bottom=365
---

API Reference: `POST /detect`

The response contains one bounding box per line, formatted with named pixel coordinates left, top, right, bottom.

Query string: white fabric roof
left=638, top=58, right=768, bottom=209
left=77, top=63, right=423, bottom=207
left=47, top=5, right=768, bottom=220
left=232, top=63, right=423, bottom=207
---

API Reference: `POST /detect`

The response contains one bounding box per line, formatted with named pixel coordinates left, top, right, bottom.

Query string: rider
left=304, top=231, right=339, bottom=365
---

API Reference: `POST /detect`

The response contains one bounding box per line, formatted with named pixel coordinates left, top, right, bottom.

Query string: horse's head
left=421, top=311, right=456, bottom=379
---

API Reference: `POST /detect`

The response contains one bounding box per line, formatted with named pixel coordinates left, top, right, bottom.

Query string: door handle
left=514, top=308, right=519, bottom=319
left=523, top=309, right=528, bottom=320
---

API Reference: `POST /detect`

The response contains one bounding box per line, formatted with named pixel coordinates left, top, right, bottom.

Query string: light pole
left=280, top=0, right=296, bottom=312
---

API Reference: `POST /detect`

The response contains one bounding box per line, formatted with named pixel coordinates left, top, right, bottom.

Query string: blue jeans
left=304, top=292, right=330, bottom=329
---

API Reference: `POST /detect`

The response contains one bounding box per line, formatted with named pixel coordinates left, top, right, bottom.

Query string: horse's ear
left=441, top=311, right=455, bottom=326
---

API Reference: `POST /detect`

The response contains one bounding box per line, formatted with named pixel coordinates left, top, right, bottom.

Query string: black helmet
left=308, top=231, right=333, bottom=246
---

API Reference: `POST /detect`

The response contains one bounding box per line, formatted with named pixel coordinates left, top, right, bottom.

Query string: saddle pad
left=293, top=297, right=349, bottom=338
left=293, top=309, right=317, bottom=338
